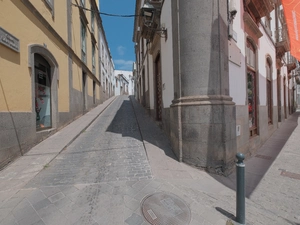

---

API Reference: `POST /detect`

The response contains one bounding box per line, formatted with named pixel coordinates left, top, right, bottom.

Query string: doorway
left=154, top=54, right=162, bottom=121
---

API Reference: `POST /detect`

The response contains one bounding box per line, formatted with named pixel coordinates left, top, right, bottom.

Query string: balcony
left=243, top=12, right=263, bottom=39
left=286, top=53, right=297, bottom=73
left=275, top=26, right=290, bottom=58
left=245, top=0, right=274, bottom=21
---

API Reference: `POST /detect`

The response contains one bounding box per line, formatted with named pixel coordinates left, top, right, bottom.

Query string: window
left=91, top=7, right=95, bottom=33
left=266, top=58, right=272, bottom=124
left=92, top=42, right=95, bottom=72
left=81, top=20, right=87, bottom=63
left=246, top=39, right=258, bottom=137
left=80, top=0, right=85, bottom=7
left=101, top=44, right=104, bottom=62
left=43, top=0, right=54, bottom=15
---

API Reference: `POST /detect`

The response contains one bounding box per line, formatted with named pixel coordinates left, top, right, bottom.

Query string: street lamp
left=141, top=2, right=156, bottom=27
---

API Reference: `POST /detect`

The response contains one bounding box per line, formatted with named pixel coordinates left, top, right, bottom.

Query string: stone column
left=170, top=0, right=236, bottom=175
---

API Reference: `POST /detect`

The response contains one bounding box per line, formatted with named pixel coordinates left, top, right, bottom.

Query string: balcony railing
left=287, top=52, right=296, bottom=65
left=286, top=52, right=297, bottom=72
left=276, top=26, right=288, bottom=42
left=275, top=26, right=290, bottom=59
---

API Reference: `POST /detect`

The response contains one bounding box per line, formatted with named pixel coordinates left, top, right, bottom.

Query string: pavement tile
left=26, top=189, right=47, bottom=205
left=48, top=192, right=65, bottom=203
left=32, top=198, right=52, bottom=211
left=36, top=203, right=57, bottom=218
left=0, top=194, right=22, bottom=209
left=0, top=212, right=19, bottom=225
left=12, top=199, right=36, bottom=220
left=40, top=186, right=62, bottom=198
left=42, top=210, right=71, bottom=225
left=125, top=212, right=144, bottom=225
left=124, top=195, right=141, bottom=211
left=0, top=208, right=13, bottom=223
left=53, top=197, right=74, bottom=215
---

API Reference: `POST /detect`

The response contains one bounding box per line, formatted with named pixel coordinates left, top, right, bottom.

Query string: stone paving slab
left=0, top=96, right=299, bottom=225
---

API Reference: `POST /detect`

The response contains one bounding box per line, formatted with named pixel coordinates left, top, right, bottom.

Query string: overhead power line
left=72, top=3, right=140, bottom=17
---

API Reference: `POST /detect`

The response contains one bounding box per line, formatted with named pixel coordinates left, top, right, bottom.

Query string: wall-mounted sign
left=0, top=27, right=20, bottom=52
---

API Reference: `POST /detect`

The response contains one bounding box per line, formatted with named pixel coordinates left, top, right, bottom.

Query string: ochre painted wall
left=72, top=59, right=83, bottom=92
left=0, top=1, right=69, bottom=112
left=28, top=0, right=68, bottom=44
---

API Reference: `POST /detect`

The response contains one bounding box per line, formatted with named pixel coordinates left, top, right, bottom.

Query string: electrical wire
left=72, top=3, right=141, bottom=17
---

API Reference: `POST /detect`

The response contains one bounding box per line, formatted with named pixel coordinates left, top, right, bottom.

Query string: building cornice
left=21, top=0, right=100, bottom=85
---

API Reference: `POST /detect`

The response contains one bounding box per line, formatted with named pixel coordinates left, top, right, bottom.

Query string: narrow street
left=27, top=96, right=152, bottom=187
left=0, top=96, right=299, bottom=225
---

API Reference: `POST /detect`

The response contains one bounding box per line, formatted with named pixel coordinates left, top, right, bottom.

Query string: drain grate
left=280, top=170, right=300, bottom=180
left=141, top=192, right=191, bottom=225
left=255, top=154, right=272, bottom=160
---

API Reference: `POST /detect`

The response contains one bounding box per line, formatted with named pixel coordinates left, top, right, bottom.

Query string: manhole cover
left=141, top=192, right=191, bottom=225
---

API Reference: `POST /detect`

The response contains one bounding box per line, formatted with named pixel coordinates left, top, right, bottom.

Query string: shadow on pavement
left=210, top=112, right=299, bottom=197
left=107, top=96, right=299, bottom=199
left=106, top=96, right=178, bottom=161
left=215, top=207, right=235, bottom=221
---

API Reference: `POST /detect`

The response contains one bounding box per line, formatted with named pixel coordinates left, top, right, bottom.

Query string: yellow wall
left=0, top=1, right=69, bottom=112
left=72, top=6, right=81, bottom=62
left=0, top=0, right=100, bottom=112
left=71, top=0, right=99, bottom=76
left=72, top=58, right=83, bottom=92
left=29, top=0, right=68, bottom=44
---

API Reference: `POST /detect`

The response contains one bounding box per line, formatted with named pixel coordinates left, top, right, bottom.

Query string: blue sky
left=99, top=0, right=136, bottom=71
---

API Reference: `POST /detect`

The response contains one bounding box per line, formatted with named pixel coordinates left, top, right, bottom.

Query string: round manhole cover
left=141, top=192, right=191, bottom=225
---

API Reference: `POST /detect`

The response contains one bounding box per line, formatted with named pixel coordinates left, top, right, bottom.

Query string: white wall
left=160, top=0, right=174, bottom=108
left=229, top=0, right=247, bottom=105
left=258, top=26, right=277, bottom=106
left=229, top=0, right=277, bottom=107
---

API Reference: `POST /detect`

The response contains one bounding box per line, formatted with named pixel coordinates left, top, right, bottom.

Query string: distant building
left=0, top=0, right=113, bottom=168
left=115, top=70, right=135, bottom=95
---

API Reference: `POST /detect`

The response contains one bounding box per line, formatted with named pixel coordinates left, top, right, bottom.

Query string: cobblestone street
left=0, top=96, right=299, bottom=225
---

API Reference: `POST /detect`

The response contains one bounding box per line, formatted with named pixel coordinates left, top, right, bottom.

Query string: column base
left=170, top=95, right=237, bottom=176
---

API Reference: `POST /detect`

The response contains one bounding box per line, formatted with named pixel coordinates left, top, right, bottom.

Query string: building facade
left=99, top=24, right=115, bottom=100
left=133, top=0, right=298, bottom=174
left=0, top=0, right=113, bottom=169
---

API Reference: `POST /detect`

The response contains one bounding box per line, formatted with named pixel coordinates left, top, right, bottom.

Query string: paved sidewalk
left=0, top=96, right=116, bottom=195
left=0, top=95, right=299, bottom=225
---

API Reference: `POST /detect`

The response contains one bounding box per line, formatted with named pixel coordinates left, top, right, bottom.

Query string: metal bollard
left=236, top=153, right=245, bottom=224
